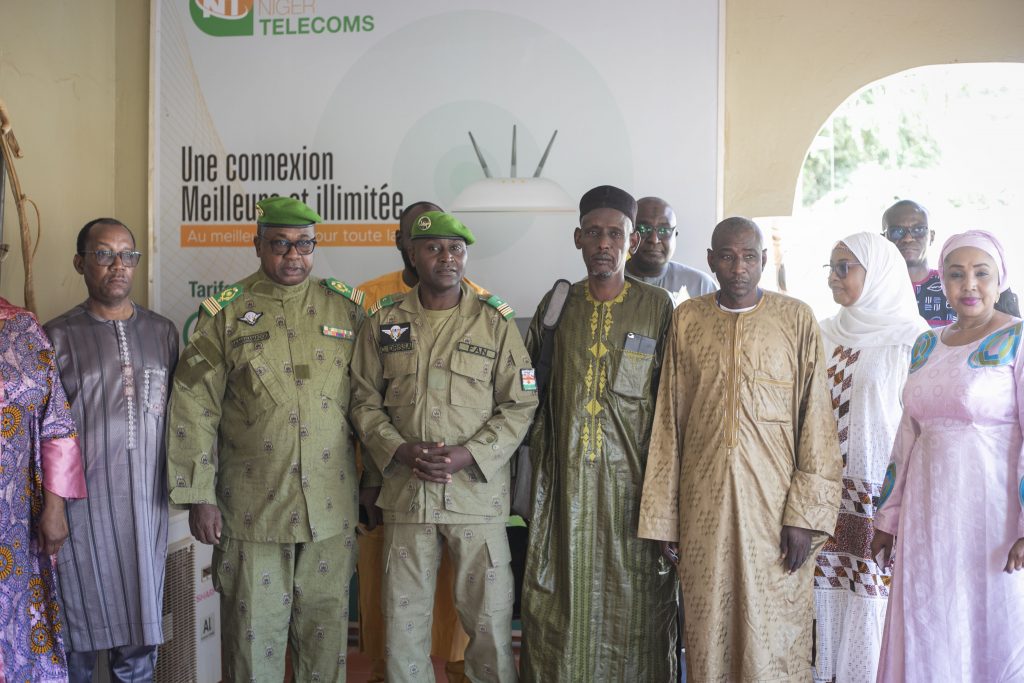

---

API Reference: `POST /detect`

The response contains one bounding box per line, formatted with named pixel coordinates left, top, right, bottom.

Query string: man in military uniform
left=351, top=211, right=538, bottom=682
left=355, top=200, right=484, bottom=683
left=166, top=196, right=366, bottom=682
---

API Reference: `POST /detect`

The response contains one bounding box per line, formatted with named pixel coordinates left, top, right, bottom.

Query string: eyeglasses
left=884, top=225, right=929, bottom=241
left=823, top=261, right=863, bottom=279
left=635, top=223, right=676, bottom=239
left=261, top=237, right=317, bottom=255
left=579, top=227, right=627, bottom=242
left=79, top=250, right=142, bottom=267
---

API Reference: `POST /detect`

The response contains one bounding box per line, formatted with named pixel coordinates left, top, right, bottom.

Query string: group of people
left=1, top=186, right=1021, bottom=683
left=810, top=203, right=1024, bottom=683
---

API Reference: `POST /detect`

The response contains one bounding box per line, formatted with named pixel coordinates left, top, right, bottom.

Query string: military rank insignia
left=521, top=368, right=537, bottom=391
left=320, top=277, right=366, bottom=307
left=483, top=294, right=515, bottom=320
left=322, top=325, right=354, bottom=340
left=201, top=285, right=243, bottom=316
left=369, top=294, right=397, bottom=316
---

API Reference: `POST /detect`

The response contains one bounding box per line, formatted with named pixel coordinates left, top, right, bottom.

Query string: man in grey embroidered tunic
left=45, top=218, right=179, bottom=682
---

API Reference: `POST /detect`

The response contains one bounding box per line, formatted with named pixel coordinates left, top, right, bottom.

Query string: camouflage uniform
left=167, top=269, right=365, bottom=682
left=350, top=282, right=537, bottom=682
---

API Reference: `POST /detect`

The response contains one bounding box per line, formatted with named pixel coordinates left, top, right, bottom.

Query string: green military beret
left=411, top=211, right=476, bottom=245
left=255, top=196, right=322, bottom=227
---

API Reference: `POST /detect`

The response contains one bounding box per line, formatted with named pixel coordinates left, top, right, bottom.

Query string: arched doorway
left=766, top=63, right=1024, bottom=316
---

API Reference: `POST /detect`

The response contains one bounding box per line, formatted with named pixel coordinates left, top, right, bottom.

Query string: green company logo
left=189, top=0, right=374, bottom=37
left=190, top=0, right=255, bottom=37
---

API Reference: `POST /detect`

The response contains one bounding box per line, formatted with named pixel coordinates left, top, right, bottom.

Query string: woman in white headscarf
left=812, top=232, right=928, bottom=683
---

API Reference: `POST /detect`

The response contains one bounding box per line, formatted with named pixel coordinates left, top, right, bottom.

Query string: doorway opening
left=766, top=63, right=1024, bottom=317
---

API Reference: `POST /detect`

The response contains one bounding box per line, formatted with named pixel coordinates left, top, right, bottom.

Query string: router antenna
left=468, top=131, right=492, bottom=178
left=533, top=130, right=558, bottom=178
left=511, top=125, right=517, bottom=178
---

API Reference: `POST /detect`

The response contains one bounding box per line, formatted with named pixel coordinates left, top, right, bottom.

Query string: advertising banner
left=152, top=0, right=719, bottom=336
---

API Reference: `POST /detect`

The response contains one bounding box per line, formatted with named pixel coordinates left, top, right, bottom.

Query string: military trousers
left=384, top=522, right=516, bottom=683
left=357, top=524, right=470, bottom=682
left=212, top=532, right=356, bottom=683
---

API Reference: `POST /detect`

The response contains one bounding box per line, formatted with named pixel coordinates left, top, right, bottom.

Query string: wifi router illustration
left=450, top=125, right=575, bottom=213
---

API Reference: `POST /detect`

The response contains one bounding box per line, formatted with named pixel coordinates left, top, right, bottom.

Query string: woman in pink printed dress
left=0, top=297, right=85, bottom=682
left=871, top=230, right=1024, bottom=682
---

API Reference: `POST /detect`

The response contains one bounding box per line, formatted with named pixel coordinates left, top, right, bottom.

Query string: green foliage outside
left=800, top=84, right=942, bottom=208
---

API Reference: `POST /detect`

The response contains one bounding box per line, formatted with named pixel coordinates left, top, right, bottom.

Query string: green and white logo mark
left=190, top=0, right=254, bottom=37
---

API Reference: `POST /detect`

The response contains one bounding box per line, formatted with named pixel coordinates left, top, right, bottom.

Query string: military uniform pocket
left=382, top=352, right=418, bottom=406
left=483, top=535, right=514, bottom=614
left=211, top=539, right=234, bottom=596
left=317, top=357, right=350, bottom=416
left=449, top=350, right=493, bottom=407
left=176, top=335, right=218, bottom=389
left=247, top=358, right=286, bottom=406
left=381, top=544, right=396, bottom=614
left=753, top=375, right=793, bottom=424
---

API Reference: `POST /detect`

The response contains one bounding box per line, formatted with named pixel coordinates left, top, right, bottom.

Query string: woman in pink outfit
left=871, top=230, right=1024, bottom=682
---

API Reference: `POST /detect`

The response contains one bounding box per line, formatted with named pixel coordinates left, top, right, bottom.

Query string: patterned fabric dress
left=813, top=340, right=911, bottom=683
left=520, top=279, right=677, bottom=683
left=911, top=269, right=956, bottom=328
left=638, top=292, right=842, bottom=683
left=0, top=307, right=81, bottom=682
left=874, top=323, right=1024, bottom=681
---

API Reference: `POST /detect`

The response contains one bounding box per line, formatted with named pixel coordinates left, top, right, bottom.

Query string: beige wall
left=0, top=0, right=148, bottom=321
left=3, top=1, right=1024, bottom=321
left=724, top=0, right=1024, bottom=218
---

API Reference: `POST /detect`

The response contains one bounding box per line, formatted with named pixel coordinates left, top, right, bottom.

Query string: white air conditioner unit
left=156, top=508, right=221, bottom=683
left=91, top=509, right=220, bottom=683
left=155, top=534, right=197, bottom=680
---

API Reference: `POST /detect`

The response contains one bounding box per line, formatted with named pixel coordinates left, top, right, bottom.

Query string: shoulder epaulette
left=321, top=278, right=366, bottom=307
left=200, top=284, right=244, bottom=316
left=482, top=293, right=515, bottom=320
left=368, top=293, right=403, bottom=317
